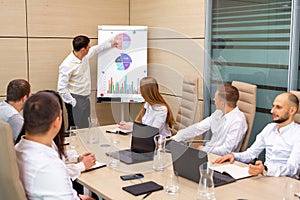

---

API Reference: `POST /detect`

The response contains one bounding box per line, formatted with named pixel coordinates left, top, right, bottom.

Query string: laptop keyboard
left=106, top=150, right=154, bottom=164
left=121, top=150, right=153, bottom=162
left=213, top=171, right=236, bottom=187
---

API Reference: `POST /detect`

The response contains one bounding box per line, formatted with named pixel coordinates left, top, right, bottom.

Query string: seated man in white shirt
left=0, top=79, right=31, bottom=141
left=172, top=85, right=248, bottom=156
left=15, top=91, right=94, bottom=200
left=215, top=92, right=300, bottom=178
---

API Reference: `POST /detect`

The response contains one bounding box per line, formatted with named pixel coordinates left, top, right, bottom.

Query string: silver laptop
left=106, top=121, right=159, bottom=164
left=167, top=141, right=236, bottom=187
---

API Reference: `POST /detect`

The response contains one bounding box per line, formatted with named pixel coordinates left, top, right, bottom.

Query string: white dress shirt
left=65, top=150, right=85, bottom=181
left=233, top=122, right=300, bottom=178
left=173, top=107, right=247, bottom=156
left=0, top=101, right=23, bottom=141
left=15, top=137, right=79, bottom=200
left=142, top=102, right=171, bottom=137
left=53, top=147, right=85, bottom=181
left=57, top=42, right=111, bottom=106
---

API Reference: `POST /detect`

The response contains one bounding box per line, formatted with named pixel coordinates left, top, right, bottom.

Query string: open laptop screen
left=168, top=140, right=208, bottom=183
left=168, top=141, right=236, bottom=187
left=131, top=121, right=159, bottom=153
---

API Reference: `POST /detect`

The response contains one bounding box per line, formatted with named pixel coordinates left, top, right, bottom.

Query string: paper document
left=84, top=161, right=106, bottom=172
left=106, top=128, right=132, bottom=135
left=212, top=164, right=251, bottom=180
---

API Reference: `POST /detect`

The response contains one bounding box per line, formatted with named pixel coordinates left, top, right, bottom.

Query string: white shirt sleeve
left=86, top=42, right=111, bottom=59
left=67, top=162, right=85, bottom=181
left=172, top=116, right=211, bottom=142
left=233, top=130, right=266, bottom=163
left=57, top=62, right=77, bottom=107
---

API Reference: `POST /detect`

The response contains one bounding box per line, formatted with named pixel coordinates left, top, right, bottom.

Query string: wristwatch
left=261, top=165, right=268, bottom=176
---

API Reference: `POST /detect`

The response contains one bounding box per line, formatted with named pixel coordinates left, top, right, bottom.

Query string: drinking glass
left=110, top=131, right=120, bottom=144
left=165, top=172, right=180, bottom=194
left=69, top=126, right=79, bottom=149
left=87, top=117, right=99, bottom=144
left=283, top=181, right=299, bottom=200
left=107, top=146, right=120, bottom=168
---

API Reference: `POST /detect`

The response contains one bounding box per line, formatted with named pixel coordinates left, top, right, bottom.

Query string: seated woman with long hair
left=119, top=77, right=175, bottom=137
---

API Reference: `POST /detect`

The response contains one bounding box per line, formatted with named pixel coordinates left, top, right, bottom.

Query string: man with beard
left=215, top=92, right=300, bottom=178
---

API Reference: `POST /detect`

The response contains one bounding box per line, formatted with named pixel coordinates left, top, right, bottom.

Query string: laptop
left=167, top=141, right=236, bottom=187
left=106, top=121, right=159, bottom=164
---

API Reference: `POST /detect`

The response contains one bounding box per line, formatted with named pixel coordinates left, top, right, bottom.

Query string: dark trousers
left=71, top=94, right=91, bottom=129
left=65, top=103, right=75, bottom=130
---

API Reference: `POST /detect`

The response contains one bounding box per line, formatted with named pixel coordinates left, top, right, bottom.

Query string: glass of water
left=69, top=126, right=79, bottom=149
left=283, top=181, right=299, bottom=200
left=165, top=172, right=180, bottom=194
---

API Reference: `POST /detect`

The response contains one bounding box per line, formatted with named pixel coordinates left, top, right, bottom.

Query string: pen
left=295, top=193, right=300, bottom=199
left=142, top=192, right=152, bottom=199
left=249, top=158, right=257, bottom=165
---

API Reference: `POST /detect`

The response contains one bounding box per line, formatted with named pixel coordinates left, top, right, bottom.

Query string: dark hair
left=17, top=90, right=66, bottom=159
left=6, top=79, right=31, bottom=102
left=42, top=90, right=66, bottom=159
left=217, top=85, right=239, bottom=107
left=73, top=35, right=90, bottom=51
left=136, top=77, right=176, bottom=128
left=24, top=91, right=61, bottom=135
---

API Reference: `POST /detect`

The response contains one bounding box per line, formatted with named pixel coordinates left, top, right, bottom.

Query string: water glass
left=110, top=132, right=120, bottom=144
left=165, top=173, right=180, bottom=194
left=283, top=181, right=299, bottom=200
left=107, top=147, right=120, bottom=168
left=69, top=126, right=79, bottom=149
left=87, top=118, right=99, bottom=144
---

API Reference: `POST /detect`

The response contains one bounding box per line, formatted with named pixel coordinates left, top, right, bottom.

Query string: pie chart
left=114, top=33, right=131, bottom=50
left=115, top=53, right=132, bottom=70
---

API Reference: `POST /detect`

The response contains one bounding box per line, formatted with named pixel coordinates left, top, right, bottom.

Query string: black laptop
left=167, top=141, right=236, bottom=187
left=106, top=121, right=159, bottom=164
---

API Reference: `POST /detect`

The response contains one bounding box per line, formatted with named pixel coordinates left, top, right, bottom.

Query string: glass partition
left=205, top=0, right=297, bottom=146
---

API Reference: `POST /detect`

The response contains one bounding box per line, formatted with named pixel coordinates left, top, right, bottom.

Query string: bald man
left=215, top=92, right=300, bottom=178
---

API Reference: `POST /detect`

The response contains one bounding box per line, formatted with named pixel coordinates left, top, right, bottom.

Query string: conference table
left=74, top=125, right=299, bottom=200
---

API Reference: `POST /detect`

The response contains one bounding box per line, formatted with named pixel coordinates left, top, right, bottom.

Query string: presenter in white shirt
left=118, top=77, right=176, bottom=137
left=57, top=35, right=117, bottom=128
left=15, top=91, right=94, bottom=200
left=172, top=85, right=248, bottom=156
left=215, top=92, right=300, bottom=178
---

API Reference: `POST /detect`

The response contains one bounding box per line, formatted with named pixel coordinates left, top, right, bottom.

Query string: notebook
left=167, top=141, right=236, bottom=187
left=106, top=121, right=159, bottom=164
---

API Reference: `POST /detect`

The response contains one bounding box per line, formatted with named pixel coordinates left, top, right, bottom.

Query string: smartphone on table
left=120, top=173, right=144, bottom=181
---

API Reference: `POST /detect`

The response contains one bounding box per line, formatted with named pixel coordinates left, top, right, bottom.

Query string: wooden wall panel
left=0, top=0, right=26, bottom=36
left=148, top=39, right=205, bottom=99
left=27, top=0, right=129, bottom=38
left=0, top=38, right=27, bottom=95
left=130, top=0, right=205, bottom=38
left=28, top=39, right=71, bottom=92
left=28, top=38, right=101, bottom=93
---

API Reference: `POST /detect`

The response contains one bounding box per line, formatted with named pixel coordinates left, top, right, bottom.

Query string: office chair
left=289, top=90, right=300, bottom=124
left=189, top=81, right=257, bottom=152
left=0, top=120, right=27, bottom=200
left=171, top=75, right=199, bottom=135
left=232, top=81, right=257, bottom=152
